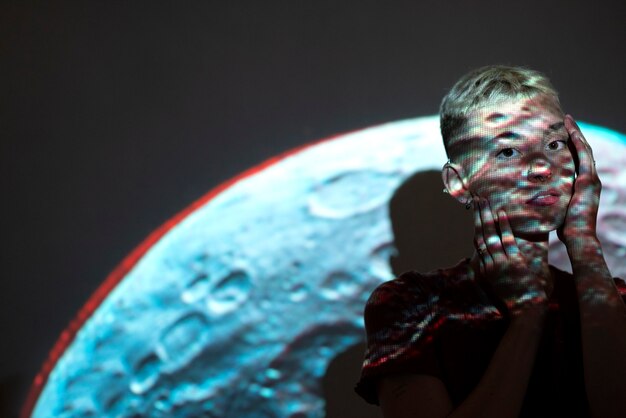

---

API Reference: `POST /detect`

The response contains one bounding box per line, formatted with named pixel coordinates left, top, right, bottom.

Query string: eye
left=496, top=148, right=521, bottom=159
left=547, top=140, right=567, bottom=151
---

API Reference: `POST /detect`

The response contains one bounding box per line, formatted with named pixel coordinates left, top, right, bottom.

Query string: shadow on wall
left=323, top=170, right=474, bottom=418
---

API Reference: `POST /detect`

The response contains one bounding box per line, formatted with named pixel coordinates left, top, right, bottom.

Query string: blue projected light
left=27, top=117, right=626, bottom=417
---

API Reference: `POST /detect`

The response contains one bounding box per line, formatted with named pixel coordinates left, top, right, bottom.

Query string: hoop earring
left=465, top=198, right=472, bottom=210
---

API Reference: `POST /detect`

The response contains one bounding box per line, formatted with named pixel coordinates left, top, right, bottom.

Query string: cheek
left=470, top=165, right=520, bottom=200
left=554, top=158, right=576, bottom=195
left=470, top=174, right=522, bottom=218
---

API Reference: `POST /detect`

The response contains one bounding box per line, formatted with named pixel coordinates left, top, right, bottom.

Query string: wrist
left=509, top=303, right=548, bottom=330
left=565, top=236, right=603, bottom=262
left=566, top=238, right=613, bottom=283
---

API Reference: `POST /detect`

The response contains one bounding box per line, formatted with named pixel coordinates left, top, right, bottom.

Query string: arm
left=569, top=239, right=626, bottom=418
left=379, top=200, right=550, bottom=418
left=379, top=305, right=547, bottom=418
left=560, top=115, right=626, bottom=418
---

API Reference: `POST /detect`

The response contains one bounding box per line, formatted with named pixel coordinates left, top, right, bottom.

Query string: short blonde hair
left=440, top=65, right=561, bottom=159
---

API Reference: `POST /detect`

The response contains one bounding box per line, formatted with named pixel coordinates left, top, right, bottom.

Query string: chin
left=505, top=205, right=566, bottom=237
left=510, top=215, right=565, bottom=237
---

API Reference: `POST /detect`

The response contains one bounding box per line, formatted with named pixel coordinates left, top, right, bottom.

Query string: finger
left=564, top=115, right=590, bottom=172
left=473, top=197, right=486, bottom=252
left=478, top=198, right=497, bottom=271
left=473, top=197, right=493, bottom=270
left=565, top=114, right=596, bottom=178
left=566, top=114, right=590, bottom=149
left=483, top=200, right=507, bottom=264
left=480, top=199, right=501, bottom=255
left=497, top=210, right=519, bottom=258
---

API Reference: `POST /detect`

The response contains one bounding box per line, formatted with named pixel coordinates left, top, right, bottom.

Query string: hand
left=557, top=115, right=602, bottom=248
left=473, top=197, right=549, bottom=316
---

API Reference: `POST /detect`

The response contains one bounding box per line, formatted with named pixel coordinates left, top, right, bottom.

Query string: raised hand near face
left=557, top=115, right=602, bottom=250
left=473, top=197, right=549, bottom=316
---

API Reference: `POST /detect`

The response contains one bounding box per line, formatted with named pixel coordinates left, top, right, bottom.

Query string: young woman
left=355, top=65, right=626, bottom=418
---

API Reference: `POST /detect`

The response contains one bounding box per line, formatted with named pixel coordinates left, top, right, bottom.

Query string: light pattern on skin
left=440, top=92, right=626, bottom=321
left=451, top=95, right=575, bottom=237
left=25, top=114, right=626, bottom=418
left=359, top=102, right=626, bottom=409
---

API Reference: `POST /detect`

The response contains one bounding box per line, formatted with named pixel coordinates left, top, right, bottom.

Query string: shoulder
left=365, top=270, right=444, bottom=313
left=356, top=259, right=479, bottom=405
left=368, top=258, right=473, bottom=299
left=363, top=258, right=479, bottom=330
left=364, top=265, right=456, bottom=315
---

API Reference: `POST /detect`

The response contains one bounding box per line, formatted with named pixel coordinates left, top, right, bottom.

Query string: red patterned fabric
left=355, top=258, right=626, bottom=418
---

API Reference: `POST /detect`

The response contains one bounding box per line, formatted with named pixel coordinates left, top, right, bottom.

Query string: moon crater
left=29, top=117, right=626, bottom=418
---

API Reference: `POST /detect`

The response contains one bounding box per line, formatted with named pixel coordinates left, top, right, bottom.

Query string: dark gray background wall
left=2, top=1, right=625, bottom=416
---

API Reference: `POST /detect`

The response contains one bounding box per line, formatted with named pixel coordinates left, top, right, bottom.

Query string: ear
left=442, top=161, right=471, bottom=205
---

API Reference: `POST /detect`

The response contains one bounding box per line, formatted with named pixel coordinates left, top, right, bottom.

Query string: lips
left=526, top=188, right=561, bottom=206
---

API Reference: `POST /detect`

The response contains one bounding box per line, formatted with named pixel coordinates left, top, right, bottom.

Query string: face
left=451, top=94, right=575, bottom=236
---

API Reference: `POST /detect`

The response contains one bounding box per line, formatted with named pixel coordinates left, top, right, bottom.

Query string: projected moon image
left=27, top=117, right=626, bottom=417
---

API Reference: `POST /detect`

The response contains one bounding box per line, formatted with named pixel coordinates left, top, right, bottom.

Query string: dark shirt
left=355, top=258, right=626, bottom=418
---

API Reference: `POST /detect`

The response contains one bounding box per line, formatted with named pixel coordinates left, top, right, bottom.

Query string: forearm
left=447, top=305, right=546, bottom=418
left=569, top=239, right=626, bottom=418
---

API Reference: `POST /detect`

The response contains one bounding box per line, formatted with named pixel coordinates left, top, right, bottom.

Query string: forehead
left=452, top=95, right=565, bottom=149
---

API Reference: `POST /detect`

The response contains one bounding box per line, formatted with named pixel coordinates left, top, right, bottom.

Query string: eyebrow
left=453, top=121, right=566, bottom=148
left=492, top=121, right=566, bottom=142
left=493, top=131, right=521, bottom=140
left=545, top=121, right=565, bottom=134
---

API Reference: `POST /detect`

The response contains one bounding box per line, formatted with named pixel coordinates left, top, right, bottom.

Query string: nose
left=527, top=159, right=552, bottom=183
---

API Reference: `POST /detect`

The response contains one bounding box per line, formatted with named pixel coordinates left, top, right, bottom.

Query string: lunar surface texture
left=27, top=116, right=626, bottom=417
